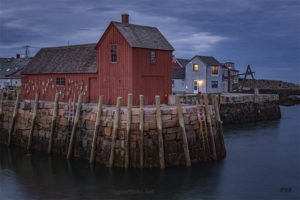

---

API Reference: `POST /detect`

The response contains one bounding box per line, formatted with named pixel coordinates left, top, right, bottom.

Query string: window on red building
left=111, top=45, right=117, bottom=63
left=56, top=78, right=65, bottom=86
left=150, top=50, right=155, bottom=64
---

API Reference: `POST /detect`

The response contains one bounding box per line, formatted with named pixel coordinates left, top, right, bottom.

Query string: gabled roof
left=111, top=21, right=174, bottom=51
left=177, top=58, right=190, bottom=68
left=0, top=57, right=31, bottom=78
left=22, top=43, right=97, bottom=74
left=193, top=56, right=221, bottom=66
left=172, top=66, right=185, bottom=79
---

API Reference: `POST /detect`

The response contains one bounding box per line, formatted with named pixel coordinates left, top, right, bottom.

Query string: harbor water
left=0, top=105, right=299, bottom=199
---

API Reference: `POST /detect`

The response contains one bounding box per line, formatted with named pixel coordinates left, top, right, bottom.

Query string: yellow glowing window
left=212, top=66, right=218, bottom=75
left=193, top=64, right=199, bottom=71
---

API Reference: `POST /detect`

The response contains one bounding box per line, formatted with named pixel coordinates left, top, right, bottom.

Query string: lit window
left=56, top=78, right=65, bottom=86
left=111, top=45, right=117, bottom=63
left=193, top=64, right=198, bottom=71
left=212, top=81, right=218, bottom=88
left=150, top=51, right=155, bottom=64
left=211, top=66, right=218, bottom=75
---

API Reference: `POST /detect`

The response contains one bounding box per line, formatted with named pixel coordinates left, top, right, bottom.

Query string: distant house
left=172, top=58, right=189, bottom=93
left=174, top=56, right=223, bottom=94
left=22, top=14, right=174, bottom=105
left=0, top=56, right=31, bottom=89
left=222, top=62, right=239, bottom=92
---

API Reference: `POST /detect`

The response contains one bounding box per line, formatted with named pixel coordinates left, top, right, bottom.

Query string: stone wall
left=219, top=93, right=281, bottom=124
left=0, top=100, right=224, bottom=168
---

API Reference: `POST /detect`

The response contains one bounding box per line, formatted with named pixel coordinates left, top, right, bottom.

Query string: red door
left=88, top=77, right=98, bottom=103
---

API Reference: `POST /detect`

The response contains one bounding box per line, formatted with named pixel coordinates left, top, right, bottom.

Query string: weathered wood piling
left=124, top=94, right=132, bottom=168
left=27, top=92, right=39, bottom=152
left=7, top=91, right=20, bottom=146
left=139, top=95, right=144, bottom=168
left=67, top=93, right=83, bottom=160
left=155, top=96, right=165, bottom=169
left=203, top=94, right=217, bottom=160
left=108, top=97, right=121, bottom=168
left=89, top=95, right=103, bottom=164
left=48, top=93, right=59, bottom=154
left=176, top=95, right=191, bottom=167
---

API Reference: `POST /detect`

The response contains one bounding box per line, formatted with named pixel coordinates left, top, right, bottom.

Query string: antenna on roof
left=24, top=45, right=30, bottom=57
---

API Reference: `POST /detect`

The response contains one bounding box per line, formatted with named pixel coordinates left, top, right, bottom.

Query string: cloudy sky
left=0, top=0, right=299, bottom=82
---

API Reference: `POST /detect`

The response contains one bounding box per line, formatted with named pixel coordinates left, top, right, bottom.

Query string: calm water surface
left=0, top=105, right=299, bottom=200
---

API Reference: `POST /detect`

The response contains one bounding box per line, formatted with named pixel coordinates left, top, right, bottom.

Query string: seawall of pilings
left=0, top=94, right=226, bottom=168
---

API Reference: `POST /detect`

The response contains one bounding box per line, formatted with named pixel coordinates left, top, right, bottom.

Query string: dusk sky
left=0, top=0, right=299, bottom=83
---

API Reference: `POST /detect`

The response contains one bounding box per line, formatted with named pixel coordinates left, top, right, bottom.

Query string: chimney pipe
left=122, top=14, right=129, bottom=24
left=16, top=54, right=20, bottom=59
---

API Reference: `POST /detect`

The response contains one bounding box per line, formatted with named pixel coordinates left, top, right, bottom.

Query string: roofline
left=191, top=55, right=221, bottom=66
left=96, top=21, right=174, bottom=51
left=21, top=71, right=98, bottom=75
left=40, top=43, right=96, bottom=50
left=95, top=22, right=132, bottom=50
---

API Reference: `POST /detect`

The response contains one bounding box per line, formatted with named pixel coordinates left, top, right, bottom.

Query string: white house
left=172, top=56, right=223, bottom=94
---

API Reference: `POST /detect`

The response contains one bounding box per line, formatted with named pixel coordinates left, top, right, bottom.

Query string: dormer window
left=111, top=45, right=117, bottom=63
left=193, top=64, right=199, bottom=71
left=150, top=50, right=155, bottom=64
left=211, top=66, right=218, bottom=75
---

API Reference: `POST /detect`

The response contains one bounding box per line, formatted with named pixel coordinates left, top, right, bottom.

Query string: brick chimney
left=122, top=14, right=129, bottom=24
left=16, top=54, right=20, bottom=59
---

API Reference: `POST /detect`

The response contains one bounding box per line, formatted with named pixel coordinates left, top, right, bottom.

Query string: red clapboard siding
left=132, top=48, right=172, bottom=105
left=21, top=73, right=97, bottom=103
left=97, top=24, right=133, bottom=106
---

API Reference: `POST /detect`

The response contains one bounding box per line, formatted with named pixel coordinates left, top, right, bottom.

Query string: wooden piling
left=199, top=95, right=210, bottom=154
left=175, top=95, right=191, bottom=167
left=124, top=94, right=132, bottom=168
left=27, top=92, right=40, bottom=152
left=108, top=97, right=121, bottom=168
left=212, top=94, right=226, bottom=157
left=67, top=93, right=83, bottom=160
left=155, top=96, right=165, bottom=169
left=203, top=94, right=217, bottom=160
left=7, top=91, right=21, bottom=146
left=195, top=99, right=206, bottom=153
left=139, top=95, right=144, bottom=168
left=89, top=96, right=103, bottom=164
left=0, top=92, right=3, bottom=114
left=48, top=93, right=59, bottom=154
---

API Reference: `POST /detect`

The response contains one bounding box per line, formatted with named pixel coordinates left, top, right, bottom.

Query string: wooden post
left=7, top=91, right=21, bottom=146
left=124, top=94, right=132, bottom=168
left=155, top=96, right=165, bottom=169
left=212, top=94, right=226, bottom=157
left=67, top=93, right=83, bottom=160
left=139, top=95, right=144, bottom=168
left=175, top=95, right=191, bottom=167
left=195, top=99, right=206, bottom=153
left=203, top=94, right=217, bottom=160
left=48, top=93, right=59, bottom=154
left=199, top=96, right=210, bottom=154
left=108, top=97, right=121, bottom=168
left=89, top=96, right=103, bottom=164
left=0, top=92, right=3, bottom=114
left=27, top=92, right=40, bottom=152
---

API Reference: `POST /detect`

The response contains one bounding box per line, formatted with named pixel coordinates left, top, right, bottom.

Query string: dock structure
left=0, top=93, right=234, bottom=168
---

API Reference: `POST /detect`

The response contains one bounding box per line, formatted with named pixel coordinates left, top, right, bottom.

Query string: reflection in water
left=0, top=105, right=299, bottom=200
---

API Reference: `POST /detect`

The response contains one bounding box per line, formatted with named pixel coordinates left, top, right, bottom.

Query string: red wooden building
left=22, top=14, right=174, bottom=105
